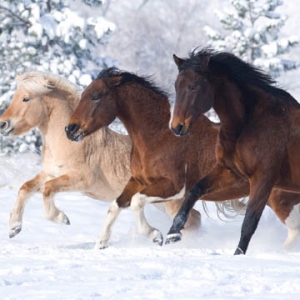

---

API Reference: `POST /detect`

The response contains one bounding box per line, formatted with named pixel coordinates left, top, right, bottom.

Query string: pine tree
left=0, top=0, right=115, bottom=101
left=204, top=0, right=299, bottom=78
left=0, top=0, right=115, bottom=154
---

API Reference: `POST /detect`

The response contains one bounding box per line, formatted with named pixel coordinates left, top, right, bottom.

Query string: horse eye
left=91, top=93, right=101, bottom=101
left=23, top=98, right=30, bottom=102
left=188, top=84, right=197, bottom=91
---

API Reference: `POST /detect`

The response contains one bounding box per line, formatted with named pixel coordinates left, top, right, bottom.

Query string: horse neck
left=38, top=90, right=79, bottom=140
left=213, top=79, right=251, bottom=139
left=115, top=84, right=171, bottom=143
left=84, top=127, right=131, bottom=187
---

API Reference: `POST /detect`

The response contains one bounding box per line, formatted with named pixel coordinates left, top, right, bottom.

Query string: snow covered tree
left=204, top=0, right=299, bottom=78
left=101, top=0, right=212, bottom=94
left=0, top=0, right=115, bottom=154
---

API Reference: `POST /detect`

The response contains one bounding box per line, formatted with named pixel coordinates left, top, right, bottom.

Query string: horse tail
left=202, top=198, right=248, bottom=220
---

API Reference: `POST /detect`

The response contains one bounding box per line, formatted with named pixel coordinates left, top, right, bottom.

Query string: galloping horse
left=0, top=71, right=200, bottom=239
left=65, top=67, right=297, bottom=249
left=167, top=48, right=300, bottom=254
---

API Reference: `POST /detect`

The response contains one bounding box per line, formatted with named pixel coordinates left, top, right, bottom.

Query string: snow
left=93, top=18, right=116, bottom=39
left=1, top=154, right=300, bottom=299
left=79, top=74, right=92, bottom=86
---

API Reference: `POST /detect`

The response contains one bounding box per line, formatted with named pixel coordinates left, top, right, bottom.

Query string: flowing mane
left=17, top=71, right=82, bottom=100
left=182, top=48, right=296, bottom=103
left=97, top=67, right=170, bottom=99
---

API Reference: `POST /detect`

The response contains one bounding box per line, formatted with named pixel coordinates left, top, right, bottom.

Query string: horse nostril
left=0, top=121, right=9, bottom=132
left=65, top=123, right=79, bottom=135
left=172, top=124, right=185, bottom=136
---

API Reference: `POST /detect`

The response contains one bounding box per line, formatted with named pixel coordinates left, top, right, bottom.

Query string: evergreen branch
left=0, top=5, right=31, bottom=27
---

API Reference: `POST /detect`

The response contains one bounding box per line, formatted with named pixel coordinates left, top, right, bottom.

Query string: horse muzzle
left=65, top=123, right=85, bottom=142
left=0, top=120, right=14, bottom=136
left=171, top=123, right=189, bottom=136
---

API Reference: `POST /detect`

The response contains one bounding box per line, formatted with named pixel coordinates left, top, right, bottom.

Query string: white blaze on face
left=169, top=105, right=175, bottom=131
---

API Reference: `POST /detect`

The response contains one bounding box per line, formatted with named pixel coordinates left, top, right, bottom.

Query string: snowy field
left=0, top=154, right=300, bottom=300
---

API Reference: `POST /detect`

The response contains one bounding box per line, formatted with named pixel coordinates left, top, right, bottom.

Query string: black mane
left=181, top=48, right=295, bottom=101
left=97, top=67, right=169, bottom=99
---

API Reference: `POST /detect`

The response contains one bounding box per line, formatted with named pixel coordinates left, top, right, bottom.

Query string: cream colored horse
left=0, top=71, right=201, bottom=242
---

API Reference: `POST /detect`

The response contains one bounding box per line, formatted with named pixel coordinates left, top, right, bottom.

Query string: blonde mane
left=16, top=71, right=82, bottom=100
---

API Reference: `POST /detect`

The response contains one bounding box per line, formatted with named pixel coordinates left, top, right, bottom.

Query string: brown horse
left=0, top=71, right=201, bottom=240
left=167, top=48, right=300, bottom=254
left=66, top=67, right=272, bottom=248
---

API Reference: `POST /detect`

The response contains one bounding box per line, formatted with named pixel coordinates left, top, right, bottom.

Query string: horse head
left=0, top=73, right=51, bottom=136
left=66, top=74, right=121, bottom=142
left=171, top=52, right=216, bottom=136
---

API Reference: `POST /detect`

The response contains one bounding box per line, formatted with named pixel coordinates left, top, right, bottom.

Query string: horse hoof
left=153, top=231, right=163, bottom=246
left=54, top=212, right=70, bottom=225
left=95, top=241, right=109, bottom=250
left=234, top=247, right=245, bottom=255
left=165, top=233, right=182, bottom=244
left=9, top=225, right=22, bottom=238
left=64, top=216, right=71, bottom=225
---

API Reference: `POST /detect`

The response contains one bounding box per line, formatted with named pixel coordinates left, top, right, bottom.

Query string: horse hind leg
left=268, top=190, right=300, bottom=250
left=283, top=204, right=300, bottom=249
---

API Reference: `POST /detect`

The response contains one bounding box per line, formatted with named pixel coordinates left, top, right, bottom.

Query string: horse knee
left=18, top=179, right=39, bottom=199
left=18, top=185, right=30, bottom=198
left=130, top=193, right=145, bottom=212
left=42, top=183, right=53, bottom=199
left=107, top=200, right=120, bottom=215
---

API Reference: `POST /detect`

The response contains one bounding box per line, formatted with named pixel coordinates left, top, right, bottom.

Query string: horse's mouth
left=68, top=130, right=85, bottom=142
left=0, top=127, right=14, bottom=137
left=65, top=123, right=86, bottom=142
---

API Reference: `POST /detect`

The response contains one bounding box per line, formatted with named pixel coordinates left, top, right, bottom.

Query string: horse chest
left=216, top=139, right=249, bottom=179
left=43, top=160, right=67, bottom=177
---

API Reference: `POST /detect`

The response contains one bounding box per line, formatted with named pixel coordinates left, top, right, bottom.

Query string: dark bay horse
left=66, top=68, right=249, bottom=248
left=167, top=48, right=300, bottom=254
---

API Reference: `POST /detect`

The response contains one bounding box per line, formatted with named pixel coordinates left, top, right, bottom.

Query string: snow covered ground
left=0, top=154, right=300, bottom=300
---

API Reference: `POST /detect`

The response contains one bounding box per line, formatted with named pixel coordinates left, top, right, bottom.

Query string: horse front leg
left=95, top=177, right=142, bottom=249
left=234, top=176, right=275, bottom=255
left=165, top=164, right=249, bottom=244
left=130, top=178, right=187, bottom=246
left=163, top=200, right=201, bottom=231
left=42, top=173, right=87, bottom=225
left=9, top=172, right=47, bottom=238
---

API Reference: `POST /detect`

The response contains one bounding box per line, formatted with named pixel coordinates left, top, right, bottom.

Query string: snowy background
left=1, top=0, right=300, bottom=299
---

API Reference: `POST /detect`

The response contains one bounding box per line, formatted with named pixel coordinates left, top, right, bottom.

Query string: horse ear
left=173, top=54, right=185, bottom=68
left=107, top=76, right=122, bottom=88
